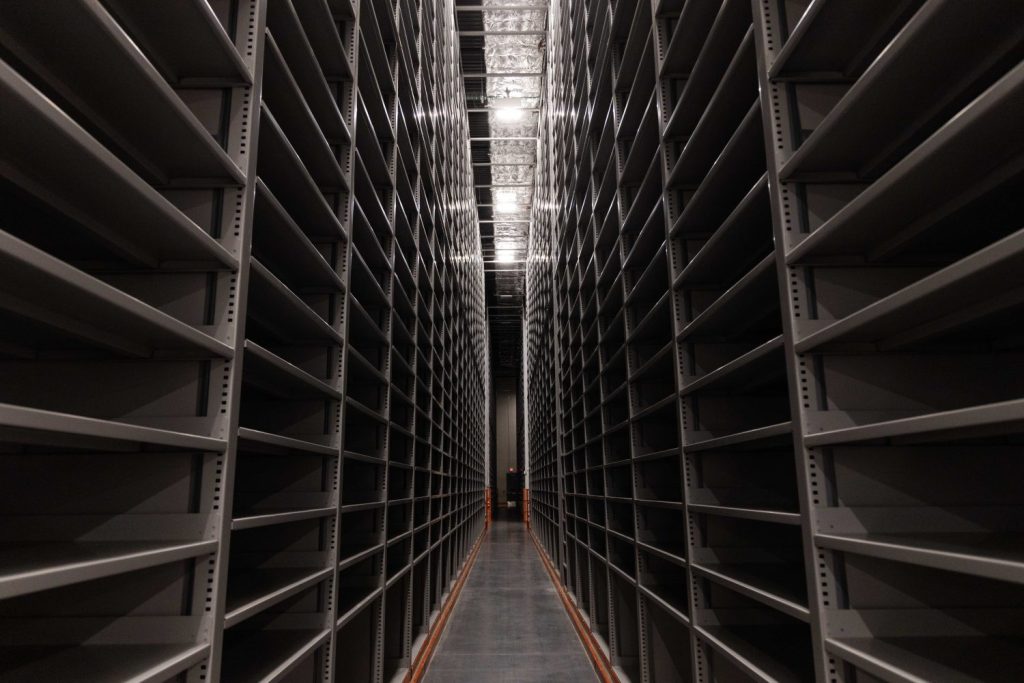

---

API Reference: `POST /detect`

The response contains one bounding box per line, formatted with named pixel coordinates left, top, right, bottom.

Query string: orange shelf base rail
left=530, top=531, right=618, bottom=683
left=406, top=531, right=486, bottom=682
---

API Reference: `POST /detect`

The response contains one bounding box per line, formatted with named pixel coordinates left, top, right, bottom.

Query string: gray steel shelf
left=99, top=0, right=252, bottom=85
left=0, top=539, right=217, bottom=601
left=0, top=403, right=227, bottom=452
left=825, top=635, right=1024, bottom=683
left=220, top=629, right=330, bottom=683
left=767, top=0, right=923, bottom=81
left=0, top=60, right=237, bottom=269
left=0, top=642, right=210, bottom=683
left=0, top=0, right=245, bottom=186
left=0, top=230, right=233, bottom=358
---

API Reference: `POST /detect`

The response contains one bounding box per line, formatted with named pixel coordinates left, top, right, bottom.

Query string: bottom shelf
left=698, top=624, right=814, bottom=683
left=0, top=643, right=207, bottom=682
left=644, top=595, right=693, bottom=683
left=335, top=597, right=381, bottom=683
left=221, top=628, right=328, bottom=683
left=829, top=636, right=1024, bottom=683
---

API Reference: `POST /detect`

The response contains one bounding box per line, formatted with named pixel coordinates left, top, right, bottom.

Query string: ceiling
left=456, top=0, right=548, bottom=376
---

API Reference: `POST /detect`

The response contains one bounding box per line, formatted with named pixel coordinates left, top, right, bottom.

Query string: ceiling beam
left=462, top=72, right=544, bottom=78
left=456, top=5, right=548, bottom=10
left=477, top=205, right=533, bottom=209
left=458, top=30, right=545, bottom=36
left=468, top=109, right=540, bottom=114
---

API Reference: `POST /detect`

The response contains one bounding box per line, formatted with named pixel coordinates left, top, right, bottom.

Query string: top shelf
left=291, top=0, right=353, bottom=82
left=780, top=1, right=1024, bottom=181
left=99, top=0, right=251, bottom=86
left=266, top=0, right=349, bottom=142
left=787, top=60, right=1024, bottom=264
left=769, top=0, right=922, bottom=81
left=657, top=0, right=722, bottom=79
left=0, top=1, right=244, bottom=187
left=0, top=60, right=237, bottom=270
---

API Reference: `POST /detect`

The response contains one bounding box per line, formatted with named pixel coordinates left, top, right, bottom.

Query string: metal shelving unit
left=528, top=1, right=1024, bottom=681
left=0, top=0, right=486, bottom=680
left=754, top=1, right=1024, bottom=681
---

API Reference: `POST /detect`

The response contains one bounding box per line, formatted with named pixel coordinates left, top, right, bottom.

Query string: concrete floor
left=423, top=519, right=598, bottom=682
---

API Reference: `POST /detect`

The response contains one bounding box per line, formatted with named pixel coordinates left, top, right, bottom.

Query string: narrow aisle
left=423, top=519, right=598, bottom=682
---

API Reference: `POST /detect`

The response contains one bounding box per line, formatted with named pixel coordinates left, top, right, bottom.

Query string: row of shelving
left=0, top=0, right=486, bottom=680
left=529, top=0, right=1024, bottom=681
left=755, top=0, right=1024, bottom=681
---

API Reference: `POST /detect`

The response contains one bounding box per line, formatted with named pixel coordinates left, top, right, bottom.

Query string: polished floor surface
left=423, top=517, right=598, bottom=682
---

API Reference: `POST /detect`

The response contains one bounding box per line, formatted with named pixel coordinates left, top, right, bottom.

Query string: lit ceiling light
left=493, top=189, right=519, bottom=214
left=495, top=249, right=518, bottom=262
left=493, top=97, right=524, bottom=123
left=495, top=107, right=523, bottom=123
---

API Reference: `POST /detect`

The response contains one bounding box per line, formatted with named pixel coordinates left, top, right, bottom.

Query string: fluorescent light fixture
left=495, top=107, right=523, bottom=123
left=493, top=97, right=524, bottom=123
left=493, top=189, right=519, bottom=214
left=495, top=249, right=518, bottom=262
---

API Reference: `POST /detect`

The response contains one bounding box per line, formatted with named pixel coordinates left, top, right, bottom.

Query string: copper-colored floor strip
left=529, top=531, right=620, bottom=683
left=406, top=530, right=486, bottom=682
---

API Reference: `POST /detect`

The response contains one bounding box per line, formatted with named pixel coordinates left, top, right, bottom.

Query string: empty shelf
left=781, top=2, right=1024, bottom=180
left=266, top=0, right=348, bottom=140
left=225, top=567, right=333, bottom=627
left=237, top=427, right=337, bottom=457
left=787, top=60, right=1024, bottom=264
left=221, top=629, right=329, bottom=683
left=0, top=1, right=244, bottom=185
left=0, top=60, right=236, bottom=269
left=795, top=227, right=1024, bottom=352
left=698, top=625, right=813, bottom=683
left=258, top=105, right=347, bottom=241
left=252, top=179, right=345, bottom=292
left=247, top=259, right=343, bottom=344
left=692, top=562, right=809, bottom=620
left=769, top=0, right=921, bottom=80
left=826, top=636, right=1024, bottom=683
left=100, top=0, right=250, bottom=85
left=804, top=399, right=1024, bottom=446
left=0, top=643, right=209, bottom=683
left=243, top=341, right=342, bottom=401
left=0, top=539, right=218, bottom=600
left=0, top=403, right=226, bottom=452
left=0, top=231, right=232, bottom=357
left=681, top=336, right=785, bottom=396
left=815, top=532, right=1024, bottom=585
